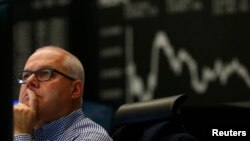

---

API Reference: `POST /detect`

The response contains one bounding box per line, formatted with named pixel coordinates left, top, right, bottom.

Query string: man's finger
left=27, top=89, right=37, bottom=112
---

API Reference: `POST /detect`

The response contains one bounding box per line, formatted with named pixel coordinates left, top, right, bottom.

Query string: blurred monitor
left=83, top=100, right=114, bottom=134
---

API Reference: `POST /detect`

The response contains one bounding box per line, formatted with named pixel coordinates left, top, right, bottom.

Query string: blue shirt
left=14, top=108, right=113, bottom=141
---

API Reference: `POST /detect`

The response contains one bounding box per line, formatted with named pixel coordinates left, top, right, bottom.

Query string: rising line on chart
left=125, top=26, right=250, bottom=102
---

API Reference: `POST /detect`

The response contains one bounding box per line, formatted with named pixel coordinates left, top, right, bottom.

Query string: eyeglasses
left=16, top=67, right=76, bottom=84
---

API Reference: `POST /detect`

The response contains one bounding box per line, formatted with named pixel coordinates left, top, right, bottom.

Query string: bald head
left=34, top=46, right=85, bottom=83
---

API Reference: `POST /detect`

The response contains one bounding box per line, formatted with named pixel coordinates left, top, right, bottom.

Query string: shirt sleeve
left=13, top=133, right=32, bottom=141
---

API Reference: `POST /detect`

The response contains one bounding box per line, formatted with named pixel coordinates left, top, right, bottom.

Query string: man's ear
left=71, top=80, right=84, bottom=99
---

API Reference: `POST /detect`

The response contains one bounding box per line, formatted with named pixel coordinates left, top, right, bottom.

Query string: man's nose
left=25, top=74, right=39, bottom=87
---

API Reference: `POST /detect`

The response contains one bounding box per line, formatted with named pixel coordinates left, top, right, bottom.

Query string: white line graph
left=125, top=26, right=250, bottom=102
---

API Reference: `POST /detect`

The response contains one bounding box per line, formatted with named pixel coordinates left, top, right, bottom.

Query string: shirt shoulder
left=61, top=110, right=113, bottom=141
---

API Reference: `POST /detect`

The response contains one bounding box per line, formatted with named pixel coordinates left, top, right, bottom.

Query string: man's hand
left=13, top=89, right=37, bottom=135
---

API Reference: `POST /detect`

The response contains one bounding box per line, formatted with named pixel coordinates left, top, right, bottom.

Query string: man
left=13, top=46, right=113, bottom=141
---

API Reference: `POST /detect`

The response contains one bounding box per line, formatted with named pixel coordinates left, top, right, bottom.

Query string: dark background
left=0, top=0, right=12, bottom=140
left=11, top=0, right=250, bottom=107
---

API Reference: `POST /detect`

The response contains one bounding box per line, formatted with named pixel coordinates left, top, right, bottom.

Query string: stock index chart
left=94, top=0, right=250, bottom=106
